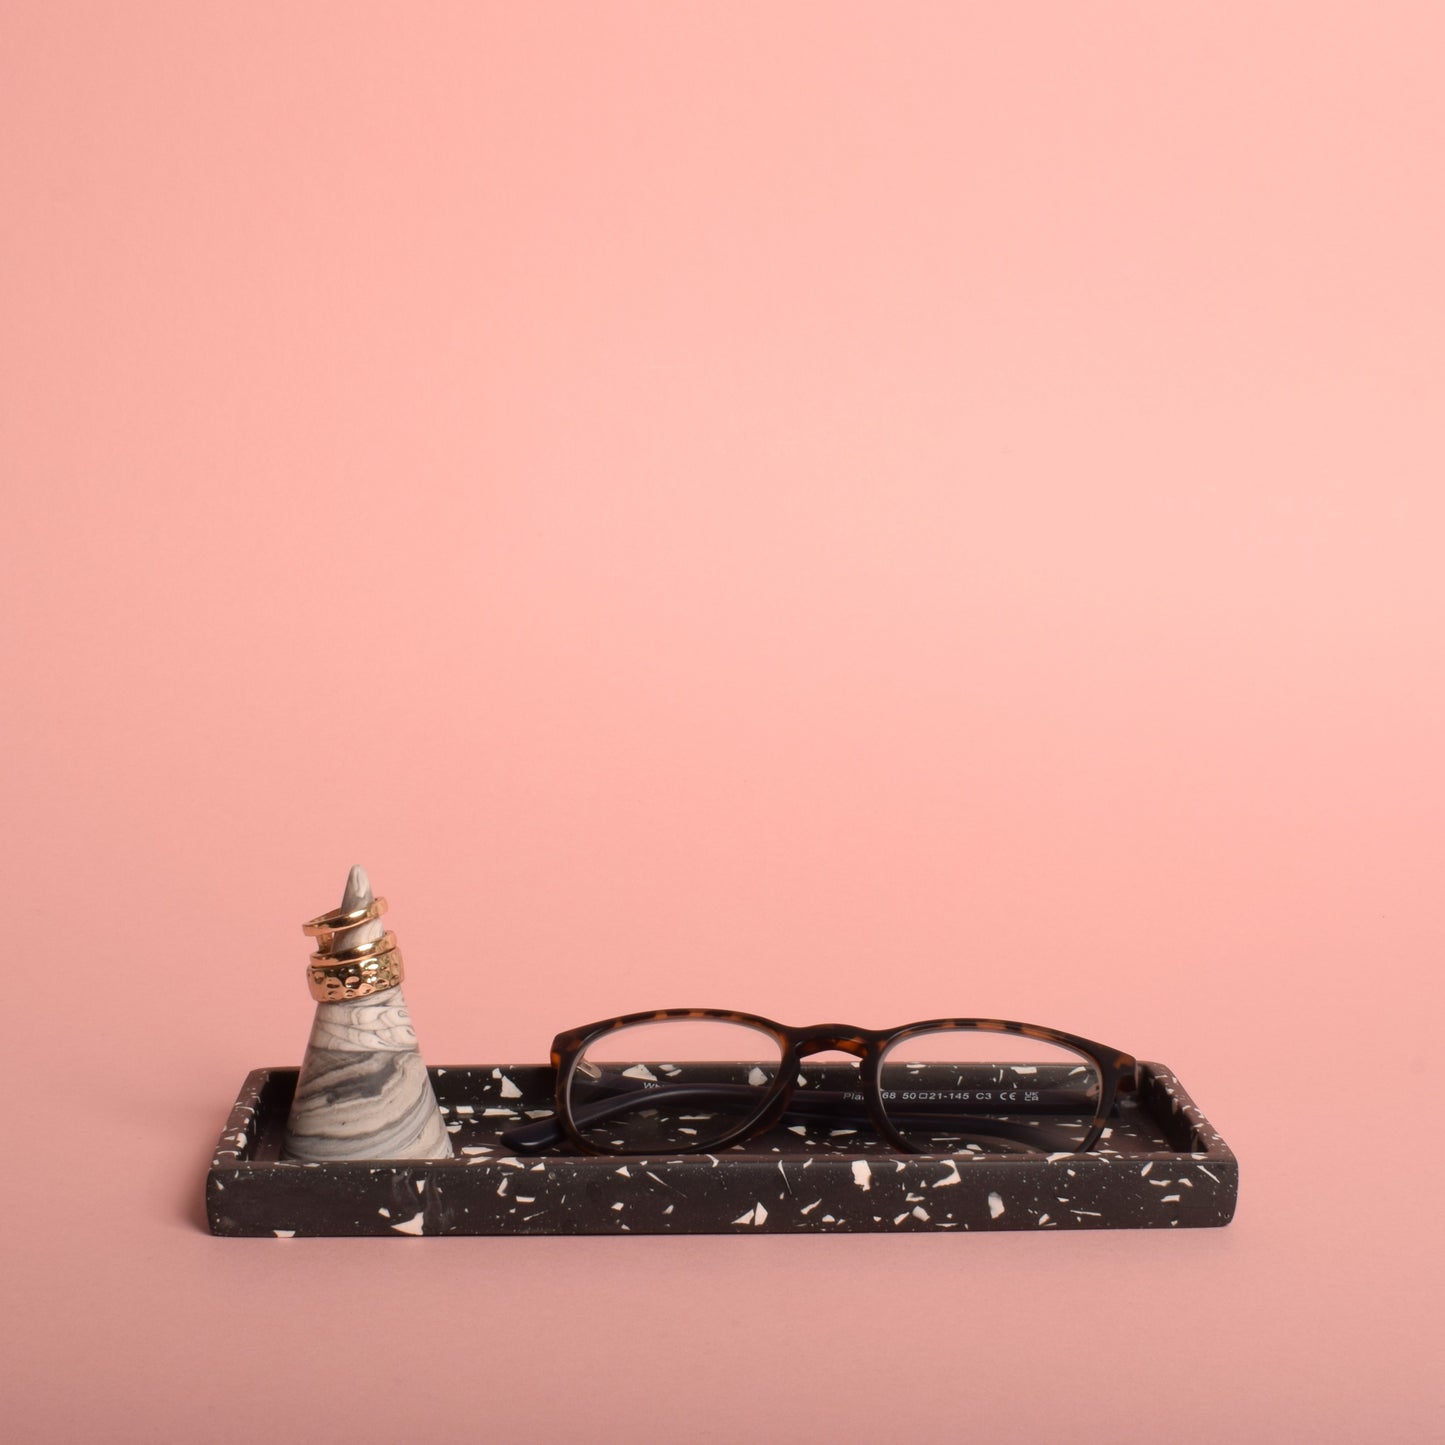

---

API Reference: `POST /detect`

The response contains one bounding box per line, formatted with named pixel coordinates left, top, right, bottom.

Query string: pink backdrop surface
left=3, top=4, right=1442, bottom=1441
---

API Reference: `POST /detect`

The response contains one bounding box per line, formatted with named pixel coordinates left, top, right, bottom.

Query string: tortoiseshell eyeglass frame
left=503, top=1008, right=1139, bottom=1157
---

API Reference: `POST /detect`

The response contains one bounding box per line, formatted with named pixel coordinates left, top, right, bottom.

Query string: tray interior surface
left=239, top=1061, right=1208, bottom=1162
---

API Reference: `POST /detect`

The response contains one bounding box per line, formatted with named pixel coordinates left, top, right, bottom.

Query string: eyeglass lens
left=876, top=1030, right=1102, bottom=1154
left=568, top=1019, right=783, bottom=1152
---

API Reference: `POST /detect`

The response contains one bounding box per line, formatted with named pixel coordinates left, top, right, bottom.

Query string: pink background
left=3, top=4, right=1442, bottom=1441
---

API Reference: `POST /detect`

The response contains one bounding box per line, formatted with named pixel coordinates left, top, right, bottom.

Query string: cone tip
left=341, top=864, right=373, bottom=910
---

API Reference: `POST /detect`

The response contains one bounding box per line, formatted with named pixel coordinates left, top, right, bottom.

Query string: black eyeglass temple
left=498, top=1079, right=1103, bottom=1154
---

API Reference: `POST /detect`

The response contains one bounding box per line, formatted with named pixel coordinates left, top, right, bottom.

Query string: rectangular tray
left=206, top=1062, right=1237, bottom=1236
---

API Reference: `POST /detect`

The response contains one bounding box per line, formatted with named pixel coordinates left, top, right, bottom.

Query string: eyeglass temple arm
left=498, top=1080, right=1099, bottom=1152
left=500, top=1083, right=756, bottom=1151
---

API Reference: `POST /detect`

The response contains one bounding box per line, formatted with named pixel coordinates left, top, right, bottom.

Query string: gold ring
left=302, top=896, right=388, bottom=941
left=309, top=930, right=398, bottom=967
left=306, top=946, right=405, bottom=1002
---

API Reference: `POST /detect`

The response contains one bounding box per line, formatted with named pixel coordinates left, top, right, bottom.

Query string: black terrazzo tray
left=206, top=1062, right=1237, bottom=1236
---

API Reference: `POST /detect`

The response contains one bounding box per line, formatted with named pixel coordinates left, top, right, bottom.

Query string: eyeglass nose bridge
left=792, top=1027, right=872, bottom=1060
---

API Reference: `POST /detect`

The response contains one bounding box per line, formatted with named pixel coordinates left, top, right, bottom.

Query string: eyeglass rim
left=550, top=1008, right=1138, bottom=1157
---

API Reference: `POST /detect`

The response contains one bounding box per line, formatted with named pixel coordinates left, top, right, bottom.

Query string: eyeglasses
left=500, top=1009, right=1139, bottom=1157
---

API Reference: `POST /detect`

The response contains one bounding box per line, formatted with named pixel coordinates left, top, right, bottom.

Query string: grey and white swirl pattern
left=282, top=866, right=453, bottom=1162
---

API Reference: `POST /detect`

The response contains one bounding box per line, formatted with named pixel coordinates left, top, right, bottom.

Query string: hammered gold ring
left=302, top=896, right=389, bottom=941
left=306, top=946, right=405, bottom=1002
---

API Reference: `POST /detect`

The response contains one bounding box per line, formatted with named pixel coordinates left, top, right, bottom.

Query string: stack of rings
left=300, top=897, right=405, bottom=1002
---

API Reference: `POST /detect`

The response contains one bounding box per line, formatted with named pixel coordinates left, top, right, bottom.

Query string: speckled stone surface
left=281, top=867, right=452, bottom=1163
left=210, top=1060, right=1236, bottom=1236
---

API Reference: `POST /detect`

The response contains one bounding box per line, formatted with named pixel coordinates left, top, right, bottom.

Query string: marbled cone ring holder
left=282, top=866, right=453, bottom=1163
